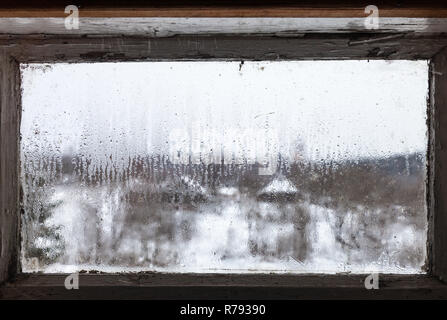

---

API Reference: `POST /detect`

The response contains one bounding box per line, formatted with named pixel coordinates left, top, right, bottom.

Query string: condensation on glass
left=20, top=61, right=428, bottom=274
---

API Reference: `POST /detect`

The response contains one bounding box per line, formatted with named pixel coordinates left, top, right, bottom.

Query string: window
left=20, top=60, right=428, bottom=274
left=1, top=7, right=447, bottom=299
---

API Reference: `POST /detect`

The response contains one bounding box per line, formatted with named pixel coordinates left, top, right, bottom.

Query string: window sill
left=1, top=273, right=446, bottom=299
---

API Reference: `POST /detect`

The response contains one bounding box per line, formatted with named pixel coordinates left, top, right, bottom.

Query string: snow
left=258, top=176, right=298, bottom=195
left=20, top=60, right=428, bottom=274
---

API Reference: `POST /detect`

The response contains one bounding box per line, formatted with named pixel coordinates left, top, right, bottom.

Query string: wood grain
left=1, top=34, right=446, bottom=62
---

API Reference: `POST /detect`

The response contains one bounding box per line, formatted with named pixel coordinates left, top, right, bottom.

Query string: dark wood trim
left=427, top=61, right=435, bottom=274
left=1, top=34, right=447, bottom=62
left=0, top=52, right=21, bottom=285
left=1, top=273, right=446, bottom=299
left=0, top=7, right=447, bottom=18
left=431, top=47, right=447, bottom=282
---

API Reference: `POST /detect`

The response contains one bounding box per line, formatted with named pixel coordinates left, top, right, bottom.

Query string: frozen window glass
left=20, top=61, right=428, bottom=274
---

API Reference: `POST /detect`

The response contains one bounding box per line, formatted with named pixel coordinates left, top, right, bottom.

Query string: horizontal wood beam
left=0, top=7, right=446, bottom=18
left=1, top=18, right=446, bottom=36
left=2, top=34, right=445, bottom=62
left=1, top=273, right=446, bottom=299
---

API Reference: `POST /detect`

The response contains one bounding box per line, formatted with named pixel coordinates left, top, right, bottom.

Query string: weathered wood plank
left=0, top=52, right=21, bottom=285
left=0, top=17, right=447, bottom=36
left=1, top=34, right=446, bottom=62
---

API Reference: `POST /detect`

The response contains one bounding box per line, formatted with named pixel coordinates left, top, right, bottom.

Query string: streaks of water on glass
left=20, top=61, right=428, bottom=273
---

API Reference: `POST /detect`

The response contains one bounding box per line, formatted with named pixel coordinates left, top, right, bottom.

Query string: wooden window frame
left=1, top=14, right=447, bottom=299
